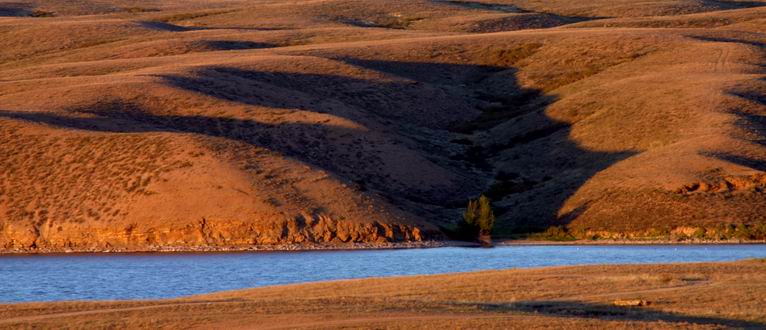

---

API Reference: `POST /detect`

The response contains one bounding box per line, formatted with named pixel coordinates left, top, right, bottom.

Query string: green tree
left=735, top=224, right=752, bottom=240
left=463, top=199, right=479, bottom=227
left=462, top=195, right=495, bottom=241
left=476, top=195, right=495, bottom=235
left=692, top=227, right=707, bottom=240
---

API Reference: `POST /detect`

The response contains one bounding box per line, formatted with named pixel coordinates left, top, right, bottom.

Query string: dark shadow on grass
left=181, top=63, right=636, bottom=234
left=707, top=151, right=766, bottom=171
left=196, top=26, right=291, bottom=31
left=468, top=300, right=766, bottom=328
left=712, top=0, right=766, bottom=9
left=0, top=3, right=32, bottom=17
left=432, top=0, right=529, bottom=13
left=690, top=35, right=766, bottom=49
left=159, top=65, right=483, bottom=130
left=431, top=0, right=607, bottom=26
left=0, top=104, right=366, bottom=175
left=712, top=78, right=766, bottom=171
left=329, top=57, right=635, bottom=233
left=0, top=59, right=635, bottom=236
left=689, top=36, right=766, bottom=171
left=137, top=20, right=290, bottom=32
left=137, top=20, right=195, bottom=32
left=198, top=40, right=277, bottom=50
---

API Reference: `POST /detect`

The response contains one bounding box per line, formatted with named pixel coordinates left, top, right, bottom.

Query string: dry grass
left=0, top=0, right=765, bottom=251
left=0, top=125, right=185, bottom=224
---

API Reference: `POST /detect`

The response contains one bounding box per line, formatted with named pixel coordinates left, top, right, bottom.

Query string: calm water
left=1, top=245, right=765, bottom=303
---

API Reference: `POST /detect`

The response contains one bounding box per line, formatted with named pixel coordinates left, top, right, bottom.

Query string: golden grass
left=0, top=0, right=765, bottom=251
left=0, top=124, right=187, bottom=226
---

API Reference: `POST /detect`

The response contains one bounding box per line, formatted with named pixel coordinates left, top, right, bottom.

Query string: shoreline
left=2, top=260, right=765, bottom=328
left=496, top=239, right=766, bottom=246
left=0, top=240, right=453, bottom=256
left=3, top=259, right=764, bottom=305
left=1, top=239, right=764, bottom=255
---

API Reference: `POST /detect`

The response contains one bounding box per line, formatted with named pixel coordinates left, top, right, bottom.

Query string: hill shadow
left=0, top=4, right=32, bottom=17
left=0, top=59, right=634, bottom=235
left=158, top=64, right=489, bottom=131
left=711, top=106, right=766, bottom=171
left=198, top=40, right=277, bottom=50
left=137, top=21, right=196, bottom=32
left=430, top=0, right=602, bottom=25
left=325, top=57, right=635, bottom=232
left=712, top=78, right=766, bottom=171
left=713, top=0, right=766, bottom=9
left=690, top=35, right=766, bottom=50
left=432, top=0, right=528, bottom=13
left=688, top=36, right=766, bottom=172
left=136, top=20, right=289, bottom=32
left=468, top=300, right=766, bottom=328
left=0, top=103, right=370, bottom=180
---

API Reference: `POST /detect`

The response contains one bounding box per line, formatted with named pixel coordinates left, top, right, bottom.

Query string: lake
left=1, top=245, right=765, bottom=303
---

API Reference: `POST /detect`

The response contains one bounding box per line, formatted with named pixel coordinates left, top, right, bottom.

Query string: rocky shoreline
left=2, top=238, right=764, bottom=254
left=0, top=217, right=444, bottom=254
left=0, top=240, right=452, bottom=254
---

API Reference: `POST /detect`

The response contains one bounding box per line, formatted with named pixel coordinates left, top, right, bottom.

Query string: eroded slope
left=0, top=0, right=765, bottom=251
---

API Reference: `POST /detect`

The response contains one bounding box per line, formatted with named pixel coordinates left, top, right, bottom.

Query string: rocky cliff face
left=0, top=215, right=436, bottom=252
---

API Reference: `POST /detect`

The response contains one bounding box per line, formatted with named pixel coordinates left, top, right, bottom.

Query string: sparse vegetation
left=485, top=172, right=537, bottom=200
left=485, top=43, right=544, bottom=67
left=157, top=10, right=233, bottom=23
left=692, top=227, right=706, bottom=240
left=29, top=10, right=55, bottom=17
left=121, top=7, right=159, bottom=14
left=531, top=225, right=576, bottom=241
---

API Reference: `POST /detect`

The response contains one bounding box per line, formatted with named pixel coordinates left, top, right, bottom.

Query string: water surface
left=1, top=245, right=764, bottom=303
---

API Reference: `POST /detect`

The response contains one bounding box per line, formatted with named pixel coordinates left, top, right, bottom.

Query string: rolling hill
left=1, top=0, right=765, bottom=251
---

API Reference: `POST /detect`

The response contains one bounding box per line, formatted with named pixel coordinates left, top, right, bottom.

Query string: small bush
left=717, top=224, right=736, bottom=240
left=692, top=227, right=706, bottom=240
left=753, top=223, right=766, bottom=240
left=735, top=224, right=753, bottom=240
left=30, top=10, right=55, bottom=17
left=533, top=226, right=576, bottom=241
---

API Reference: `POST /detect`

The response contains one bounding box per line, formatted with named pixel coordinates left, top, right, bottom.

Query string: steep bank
left=0, top=216, right=436, bottom=252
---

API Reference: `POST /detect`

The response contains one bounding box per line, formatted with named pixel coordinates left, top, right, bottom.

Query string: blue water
left=1, top=245, right=764, bottom=303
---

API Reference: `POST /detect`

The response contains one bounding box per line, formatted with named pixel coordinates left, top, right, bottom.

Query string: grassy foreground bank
left=1, top=260, right=765, bottom=329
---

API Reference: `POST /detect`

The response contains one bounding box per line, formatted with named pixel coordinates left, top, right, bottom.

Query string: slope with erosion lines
left=1, top=0, right=766, bottom=251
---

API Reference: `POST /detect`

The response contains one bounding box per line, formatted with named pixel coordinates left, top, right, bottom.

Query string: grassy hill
left=0, top=0, right=765, bottom=251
